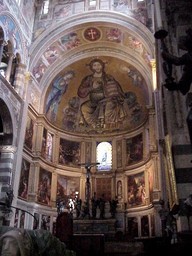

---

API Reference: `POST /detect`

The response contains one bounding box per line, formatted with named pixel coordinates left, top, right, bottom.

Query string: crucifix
left=79, top=162, right=100, bottom=217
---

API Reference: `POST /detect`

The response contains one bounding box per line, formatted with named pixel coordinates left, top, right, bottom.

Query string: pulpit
left=56, top=212, right=73, bottom=248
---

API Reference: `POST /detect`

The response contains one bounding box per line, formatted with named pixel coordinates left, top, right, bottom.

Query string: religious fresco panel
left=44, top=57, right=149, bottom=135
left=59, top=31, right=81, bottom=50
left=116, top=140, right=122, bottom=168
left=19, top=211, right=25, bottom=228
left=32, top=60, right=46, bottom=82
left=33, top=213, right=40, bottom=230
left=14, top=209, right=19, bottom=228
left=127, top=171, right=146, bottom=207
left=117, top=180, right=122, bottom=199
left=148, top=167, right=154, bottom=203
left=24, top=117, right=34, bottom=150
left=42, top=42, right=62, bottom=65
left=113, top=0, right=150, bottom=29
left=18, top=158, right=30, bottom=200
left=41, top=128, right=53, bottom=162
left=37, top=168, right=52, bottom=206
left=0, top=15, right=22, bottom=53
left=85, top=141, right=92, bottom=164
left=59, top=138, right=80, bottom=166
left=106, top=28, right=123, bottom=43
left=126, top=133, right=143, bottom=165
left=141, top=215, right=149, bottom=237
left=57, top=174, right=80, bottom=207
left=127, top=217, right=138, bottom=238
left=21, top=0, right=34, bottom=26
left=33, top=1, right=152, bottom=41
left=53, top=3, right=73, bottom=19
left=52, top=216, right=57, bottom=235
left=41, top=214, right=51, bottom=231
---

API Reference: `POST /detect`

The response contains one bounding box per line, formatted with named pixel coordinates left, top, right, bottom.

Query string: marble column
left=5, top=53, right=14, bottom=82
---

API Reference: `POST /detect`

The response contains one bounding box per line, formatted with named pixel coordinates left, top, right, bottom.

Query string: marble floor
left=104, top=231, right=192, bottom=256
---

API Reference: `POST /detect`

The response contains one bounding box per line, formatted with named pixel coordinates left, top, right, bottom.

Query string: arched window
left=15, top=0, right=21, bottom=5
left=0, top=43, right=9, bottom=78
left=0, top=99, right=13, bottom=145
left=0, top=27, right=7, bottom=77
left=89, top=0, right=96, bottom=6
left=42, top=0, right=49, bottom=15
left=96, top=141, right=112, bottom=171
left=10, top=53, right=20, bottom=86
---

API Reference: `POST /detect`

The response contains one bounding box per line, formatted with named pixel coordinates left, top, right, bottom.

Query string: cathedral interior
left=0, top=0, right=192, bottom=255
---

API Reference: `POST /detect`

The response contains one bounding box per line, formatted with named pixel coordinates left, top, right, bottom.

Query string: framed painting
left=37, top=168, right=52, bottom=206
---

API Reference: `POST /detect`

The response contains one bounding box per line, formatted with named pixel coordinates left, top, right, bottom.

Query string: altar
left=72, top=219, right=116, bottom=256
left=73, top=218, right=116, bottom=237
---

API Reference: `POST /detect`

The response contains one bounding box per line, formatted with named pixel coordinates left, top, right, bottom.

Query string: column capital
left=25, top=71, right=31, bottom=81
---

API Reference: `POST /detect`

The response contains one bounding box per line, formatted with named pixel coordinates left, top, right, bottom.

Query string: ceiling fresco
left=29, top=20, right=154, bottom=136
left=31, top=24, right=152, bottom=85
left=44, top=56, right=149, bottom=135
left=0, top=15, right=22, bottom=55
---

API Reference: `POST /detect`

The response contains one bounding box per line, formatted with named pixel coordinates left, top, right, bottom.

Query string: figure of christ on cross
left=78, top=162, right=99, bottom=218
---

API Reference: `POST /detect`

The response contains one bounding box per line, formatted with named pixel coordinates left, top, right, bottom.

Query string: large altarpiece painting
left=126, top=133, right=143, bottom=165
left=59, top=138, right=80, bottom=166
left=18, top=158, right=30, bottom=200
left=37, top=168, right=52, bottom=206
left=57, top=174, right=80, bottom=205
left=127, top=172, right=146, bottom=207
left=24, top=117, right=34, bottom=150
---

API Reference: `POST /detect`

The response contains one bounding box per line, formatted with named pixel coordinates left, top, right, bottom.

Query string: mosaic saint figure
left=45, top=70, right=75, bottom=121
